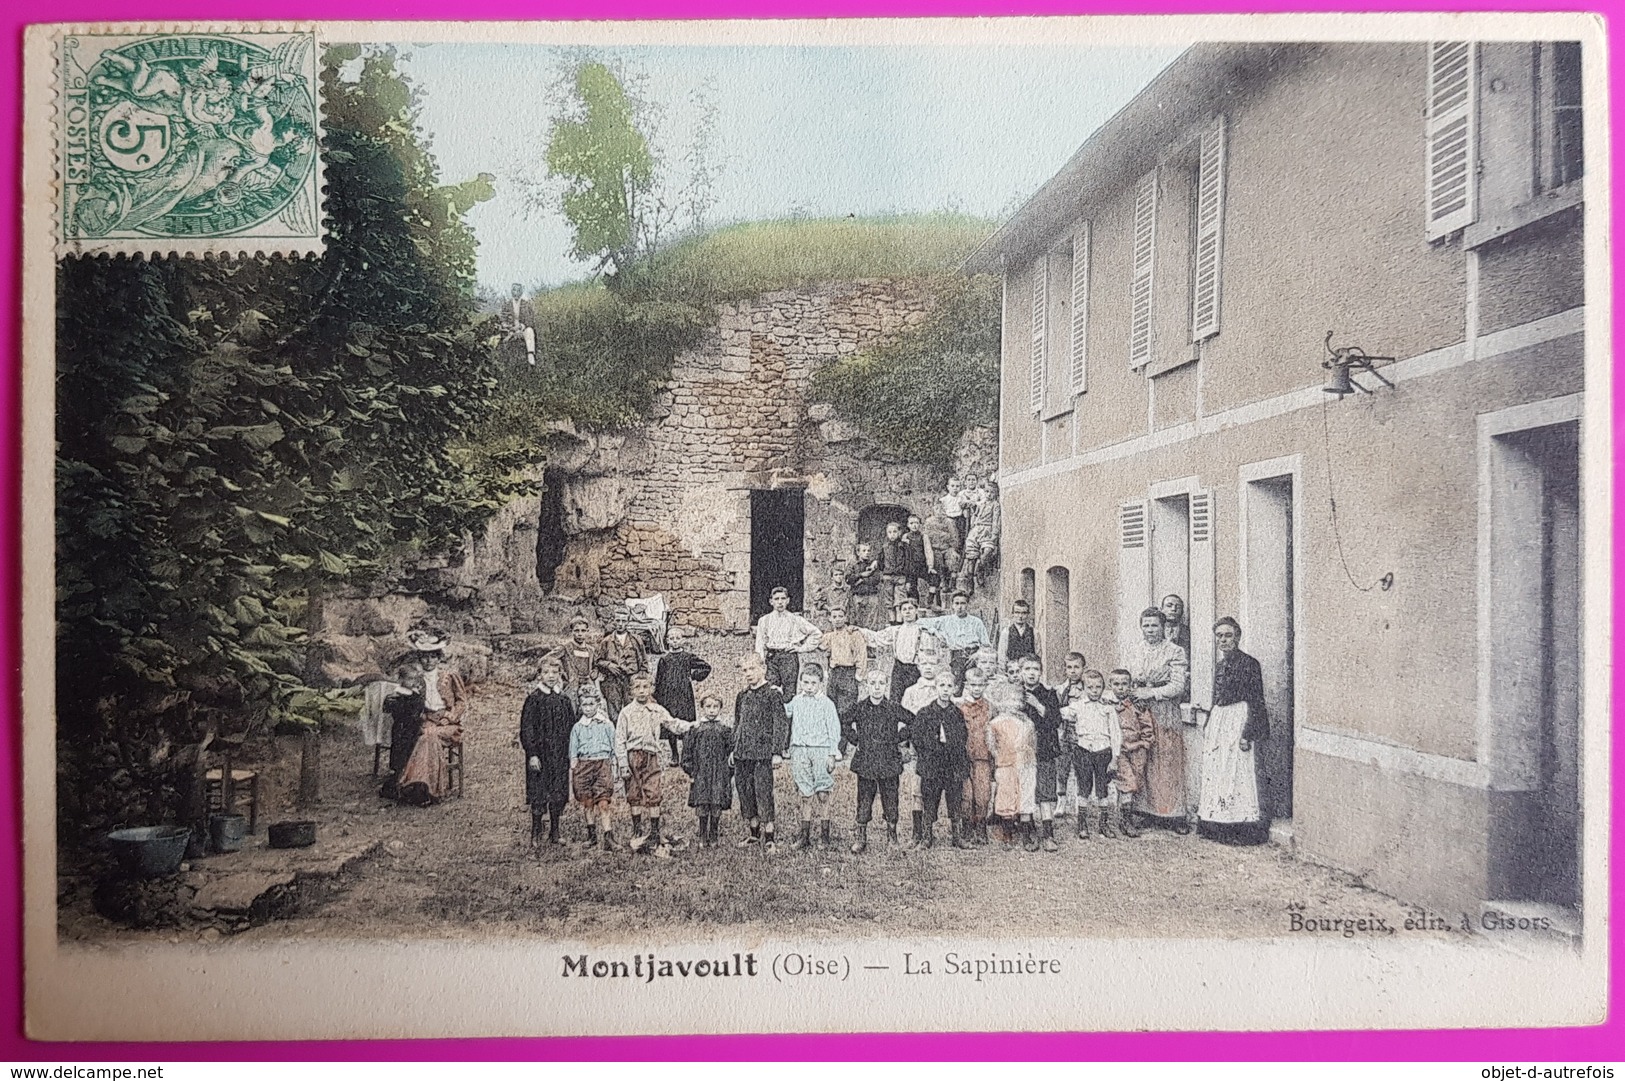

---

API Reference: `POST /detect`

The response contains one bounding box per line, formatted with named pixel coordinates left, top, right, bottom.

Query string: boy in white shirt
left=1060, top=669, right=1123, bottom=841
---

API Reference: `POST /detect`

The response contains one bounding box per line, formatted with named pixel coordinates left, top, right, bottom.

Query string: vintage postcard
left=19, top=13, right=1611, bottom=1041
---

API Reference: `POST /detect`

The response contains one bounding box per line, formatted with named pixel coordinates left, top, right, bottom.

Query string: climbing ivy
left=54, top=46, right=539, bottom=846
left=810, top=273, right=1002, bottom=465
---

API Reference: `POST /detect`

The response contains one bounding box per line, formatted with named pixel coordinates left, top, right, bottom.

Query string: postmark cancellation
left=52, top=25, right=324, bottom=258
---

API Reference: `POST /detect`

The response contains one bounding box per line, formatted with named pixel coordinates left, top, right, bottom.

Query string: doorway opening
left=1150, top=494, right=1191, bottom=628
left=1243, top=474, right=1296, bottom=820
left=750, top=489, right=807, bottom=622
left=1486, top=419, right=1581, bottom=910
left=534, top=468, right=568, bottom=591
left=1044, top=566, right=1071, bottom=676
left=857, top=503, right=910, bottom=558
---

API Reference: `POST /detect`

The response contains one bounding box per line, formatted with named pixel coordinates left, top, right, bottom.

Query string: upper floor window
left=1536, top=41, right=1583, bottom=191
left=1430, top=39, right=1583, bottom=244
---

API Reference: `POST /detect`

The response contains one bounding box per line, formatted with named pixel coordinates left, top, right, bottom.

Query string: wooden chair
left=205, top=740, right=260, bottom=833
left=446, top=741, right=464, bottom=799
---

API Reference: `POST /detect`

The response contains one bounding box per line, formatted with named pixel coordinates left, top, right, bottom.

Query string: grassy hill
left=648, top=212, right=996, bottom=301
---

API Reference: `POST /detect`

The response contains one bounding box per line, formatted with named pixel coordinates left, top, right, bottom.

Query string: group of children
left=525, top=579, right=1202, bottom=858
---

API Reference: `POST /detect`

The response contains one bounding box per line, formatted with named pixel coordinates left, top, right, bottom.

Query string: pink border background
left=1, top=0, right=1618, bottom=1059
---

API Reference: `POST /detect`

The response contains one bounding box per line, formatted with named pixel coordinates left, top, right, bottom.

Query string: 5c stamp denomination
left=54, top=25, right=323, bottom=257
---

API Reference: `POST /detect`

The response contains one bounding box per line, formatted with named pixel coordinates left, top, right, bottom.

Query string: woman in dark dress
left=380, top=662, right=425, bottom=801
left=521, top=655, right=578, bottom=847
left=1194, top=617, right=1271, bottom=845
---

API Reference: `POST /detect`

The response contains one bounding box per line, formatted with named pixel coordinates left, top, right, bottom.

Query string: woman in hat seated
left=394, top=632, right=469, bottom=806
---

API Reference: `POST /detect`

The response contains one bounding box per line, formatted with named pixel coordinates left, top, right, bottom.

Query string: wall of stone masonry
left=308, top=279, right=998, bottom=683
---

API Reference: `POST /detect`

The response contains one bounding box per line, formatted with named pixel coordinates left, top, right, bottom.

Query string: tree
left=521, top=54, right=718, bottom=285
left=53, top=45, right=537, bottom=849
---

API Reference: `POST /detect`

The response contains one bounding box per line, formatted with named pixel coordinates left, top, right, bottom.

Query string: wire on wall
left=1320, top=400, right=1394, bottom=593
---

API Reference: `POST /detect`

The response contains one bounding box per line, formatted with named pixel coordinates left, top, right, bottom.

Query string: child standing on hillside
left=653, top=623, right=711, bottom=765
left=558, top=617, right=600, bottom=702
left=616, top=671, right=683, bottom=855
left=1061, top=669, right=1122, bottom=841
left=681, top=693, right=734, bottom=849
left=754, top=586, right=822, bottom=696
left=568, top=684, right=619, bottom=852
left=520, top=655, right=577, bottom=848
left=733, top=653, right=791, bottom=851
left=821, top=606, right=868, bottom=719
left=957, top=666, right=995, bottom=845
left=596, top=607, right=647, bottom=719
left=842, top=669, right=912, bottom=852
left=987, top=681, right=1038, bottom=851
left=785, top=664, right=843, bottom=851
left=1108, top=668, right=1152, bottom=839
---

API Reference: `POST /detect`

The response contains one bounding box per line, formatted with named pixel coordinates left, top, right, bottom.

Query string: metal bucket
left=209, top=813, right=248, bottom=853
left=106, top=826, right=192, bottom=878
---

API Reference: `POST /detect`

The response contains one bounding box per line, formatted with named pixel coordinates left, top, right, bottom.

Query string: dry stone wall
left=309, top=279, right=997, bottom=683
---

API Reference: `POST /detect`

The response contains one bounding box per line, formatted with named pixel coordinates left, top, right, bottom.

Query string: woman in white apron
left=1194, top=617, right=1270, bottom=845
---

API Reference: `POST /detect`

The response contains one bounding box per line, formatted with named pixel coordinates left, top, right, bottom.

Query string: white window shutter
left=1118, top=499, right=1151, bottom=660
left=1128, top=170, right=1158, bottom=368
left=1192, top=116, right=1227, bottom=342
left=1029, top=256, right=1047, bottom=415
left=1426, top=42, right=1478, bottom=239
left=1187, top=489, right=1216, bottom=710
left=1069, top=222, right=1090, bottom=395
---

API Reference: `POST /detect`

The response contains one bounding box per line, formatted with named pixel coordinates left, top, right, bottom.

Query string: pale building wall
left=991, top=40, right=1587, bottom=911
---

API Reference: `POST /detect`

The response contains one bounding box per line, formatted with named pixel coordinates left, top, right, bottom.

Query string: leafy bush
left=54, top=46, right=537, bottom=846
left=811, top=273, right=1002, bottom=465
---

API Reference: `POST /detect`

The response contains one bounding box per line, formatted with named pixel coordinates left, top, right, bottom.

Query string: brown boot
left=1076, top=806, right=1092, bottom=841
left=1100, top=804, right=1118, bottom=838
left=1117, top=803, right=1142, bottom=838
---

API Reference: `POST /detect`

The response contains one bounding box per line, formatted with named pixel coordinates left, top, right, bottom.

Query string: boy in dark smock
left=681, top=693, right=734, bottom=849
left=910, top=670, right=972, bottom=849
left=1018, top=655, right=1065, bottom=852
left=653, top=623, right=712, bottom=764
left=732, top=653, right=791, bottom=851
left=841, top=669, right=912, bottom=852
left=520, top=655, right=578, bottom=847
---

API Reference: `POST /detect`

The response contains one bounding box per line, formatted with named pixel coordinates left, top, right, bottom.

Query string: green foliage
left=54, top=45, right=536, bottom=844
left=545, top=59, right=658, bottom=278
left=811, top=273, right=1002, bottom=465
left=463, top=214, right=996, bottom=457
left=656, top=214, right=995, bottom=301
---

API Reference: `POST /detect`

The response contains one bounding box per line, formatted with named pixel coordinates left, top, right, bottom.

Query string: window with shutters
left=1069, top=222, right=1091, bottom=395
left=1190, top=116, right=1227, bottom=342
left=1536, top=41, right=1584, bottom=192
left=1426, top=41, right=1478, bottom=240
left=1029, top=254, right=1047, bottom=415
left=1465, top=40, right=1585, bottom=248
left=1128, top=170, right=1158, bottom=368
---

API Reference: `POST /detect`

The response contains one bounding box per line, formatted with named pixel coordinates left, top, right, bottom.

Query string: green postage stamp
left=53, top=25, right=323, bottom=257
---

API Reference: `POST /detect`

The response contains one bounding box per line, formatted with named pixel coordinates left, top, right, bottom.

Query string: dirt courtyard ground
left=59, top=632, right=1472, bottom=947
left=200, top=633, right=1461, bottom=947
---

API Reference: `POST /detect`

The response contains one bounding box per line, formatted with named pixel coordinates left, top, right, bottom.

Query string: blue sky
left=399, top=42, right=1181, bottom=290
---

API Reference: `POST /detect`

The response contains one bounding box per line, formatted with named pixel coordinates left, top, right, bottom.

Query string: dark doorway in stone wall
left=535, top=468, right=568, bottom=591
left=857, top=503, right=910, bottom=556
left=750, top=489, right=806, bottom=621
